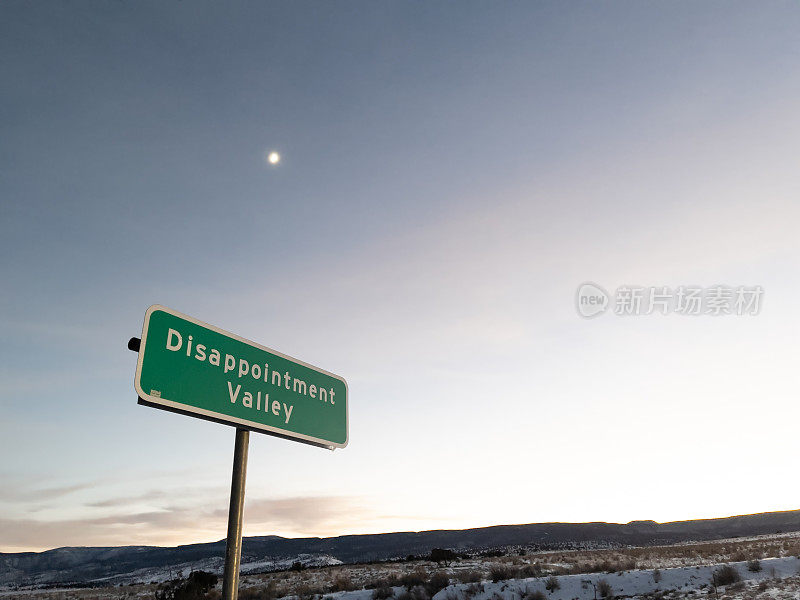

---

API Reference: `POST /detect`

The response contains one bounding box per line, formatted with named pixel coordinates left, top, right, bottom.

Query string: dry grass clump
left=400, top=569, right=428, bottom=590
left=424, top=572, right=450, bottom=598
left=544, top=576, right=560, bottom=592
left=463, top=583, right=485, bottom=599
left=712, top=564, right=741, bottom=587
left=239, top=581, right=285, bottom=600
left=456, top=571, right=484, bottom=584
left=597, top=579, right=613, bottom=599
left=490, top=565, right=517, bottom=582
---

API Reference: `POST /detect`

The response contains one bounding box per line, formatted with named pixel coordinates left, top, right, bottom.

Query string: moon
left=267, top=151, right=281, bottom=165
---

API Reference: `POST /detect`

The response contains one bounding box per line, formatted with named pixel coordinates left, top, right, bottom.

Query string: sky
left=1, top=1, right=800, bottom=553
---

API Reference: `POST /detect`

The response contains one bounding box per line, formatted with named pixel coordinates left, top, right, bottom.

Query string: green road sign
left=134, top=305, right=348, bottom=449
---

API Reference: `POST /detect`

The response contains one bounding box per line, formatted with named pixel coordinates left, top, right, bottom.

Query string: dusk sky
left=2, top=2, right=800, bottom=553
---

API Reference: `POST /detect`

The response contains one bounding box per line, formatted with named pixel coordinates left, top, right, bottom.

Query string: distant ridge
left=2, top=509, right=800, bottom=587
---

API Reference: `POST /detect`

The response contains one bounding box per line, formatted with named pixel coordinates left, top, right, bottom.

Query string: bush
left=747, top=559, right=762, bottom=573
left=711, top=565, right=741, bottom=587
left=294, top=584, right=325, bottom=600
left=425, top=573, right=450, bottom=598
left=597, top=580, right=612, bottom=599
left=401, top=570, right=427, bottom=590
left=367, top=579, right=398, bottom=591
left=330, top=575, right=356, bottom=593
left=519, top=564, right=543, bottom=579
left=156, top=572, right=219, bottom=600
left=545, top=577, right=560, bottom=593
left=457, top=571, right=483, bottom=584
left=240, top=581, right=280, bottom=600
left=464, top=584, right=485, bottom=599
left=490, top=565, right=515, bottom=583
left=238, top=590, right=260, bottom=600
left=373, top=585, right=394, bottom=600
left=530, top=592, right=546, bottom=600
left=409, top=586, right=429, bottom=600
left=622, top=560, right=636, bottom=571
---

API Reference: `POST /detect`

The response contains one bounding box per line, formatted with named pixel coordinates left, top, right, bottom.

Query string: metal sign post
left=222, top=428, right=249, bottom=600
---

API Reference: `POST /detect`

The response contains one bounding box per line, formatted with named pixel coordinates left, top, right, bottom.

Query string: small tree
left=430, top=548, right=457, bottom=566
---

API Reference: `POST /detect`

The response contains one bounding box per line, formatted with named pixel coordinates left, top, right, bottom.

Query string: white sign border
left=134, top=304, right=349, bottom=450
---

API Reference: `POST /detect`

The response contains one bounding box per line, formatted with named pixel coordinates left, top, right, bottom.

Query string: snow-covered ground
left=424, top=558, right=800, bottom=600
left=305, top=558, right=800, bottom=600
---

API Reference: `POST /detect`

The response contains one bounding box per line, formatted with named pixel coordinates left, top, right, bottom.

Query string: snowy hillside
left=88, top=554, right=343, bottom=586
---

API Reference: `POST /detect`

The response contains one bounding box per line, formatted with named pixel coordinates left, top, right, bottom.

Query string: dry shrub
left=653, top=569, right=662, bottom=583
left=728, top=582, right=745, bottom=592
left=712, top=565, right=741, bottom=587
left=519, top=564, right=543, bottom=578
left=490, top=565, right=515, bottom=582
left=294, top=583, right=325, bottom=600
left=372, top=585, right=394, bottom=600
left=367, top=578, right=399, bottom=591
left=330, top=574, right=356, bottom=592
left=424, top=572, right=449, bottom=598
left=597, top=579, right=612, bottom=599
left=401, top=569, right=428, bottom=590
left=747, top=559, right=762, bottom=573
left=409, top=585, right=429, bottom=600
left=239, top=582, right=281, bottom=600
left=464, top=584, right=485, bottom=599
left=457, top=571, right=483, bottom=584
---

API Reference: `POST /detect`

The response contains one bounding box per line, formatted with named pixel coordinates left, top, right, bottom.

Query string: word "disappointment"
left=163, top=328, right=337, bottom=425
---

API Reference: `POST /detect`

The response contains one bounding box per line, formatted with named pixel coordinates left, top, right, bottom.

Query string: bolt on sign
left=134, top=305, right=348, bottom=449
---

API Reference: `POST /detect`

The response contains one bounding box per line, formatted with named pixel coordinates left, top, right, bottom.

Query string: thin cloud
left=242, top=496, right=371, bottom=535
left=0, top=482, right=95, bottom=503
left=85, top=490, right=167, bottom=508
